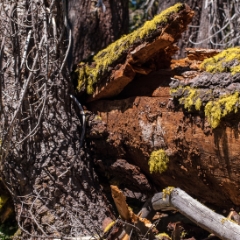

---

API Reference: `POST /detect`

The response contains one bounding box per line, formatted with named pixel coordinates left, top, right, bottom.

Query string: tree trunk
left=67, top=0, right=129, bottom=69
left=195, top=0, right=211, bottom=48
left=0, top=0, right=128, bottom=238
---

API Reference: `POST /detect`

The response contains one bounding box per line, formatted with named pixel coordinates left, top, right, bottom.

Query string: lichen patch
left=201, top=47, right=240, bottom=75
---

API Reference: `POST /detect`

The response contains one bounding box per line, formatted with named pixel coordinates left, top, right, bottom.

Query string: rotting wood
left=88, top=4, right=194, bottom=101
left=87, top=51, right=240, bottom=208
left=110, top=185, right=133, bottom=222
left=75, top=3, right=194, bottom=102
left=185, top=48, right=222, bottom=61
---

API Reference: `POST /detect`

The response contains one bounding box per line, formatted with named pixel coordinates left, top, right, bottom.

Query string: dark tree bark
left=67, top=0, right=129, bottom=68
left=0, top=0, right=128, bottom=238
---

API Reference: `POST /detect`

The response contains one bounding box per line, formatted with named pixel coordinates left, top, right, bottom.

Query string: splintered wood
left=110, top=185, right=157, bottom=240
left=84, top=4, right=194, bottom=102
left=110, top=185, right=137, bottom=222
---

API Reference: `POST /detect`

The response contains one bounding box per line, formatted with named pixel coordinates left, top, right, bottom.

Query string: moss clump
left=195, top=97, right=202, bottom=110
left=76, top=3, right=184, bottom=94
left=172, top=86, right=203, bottom=111
left=179, top=87, right=199, bottom=111
left=180, top=88, right=196, bottom=111
left=148, top=149, right=169, bottom=174
left=163, top=186, right=175, bottom=198
left=201, top=47, right=240, bottom=75
left=205, top=92, right=240, bottom=128
left=170, top=83, right=240, bottom=128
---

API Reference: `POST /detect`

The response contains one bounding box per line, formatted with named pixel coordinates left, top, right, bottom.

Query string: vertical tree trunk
left=67, top=0, right=129, bottom=68
left=195, top=0, right=211, bottom=48
left=0, top=0, right=128, bottom=238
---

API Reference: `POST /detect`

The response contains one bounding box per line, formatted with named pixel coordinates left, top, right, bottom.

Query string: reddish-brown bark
left=87, top=48, right=240, bottom=209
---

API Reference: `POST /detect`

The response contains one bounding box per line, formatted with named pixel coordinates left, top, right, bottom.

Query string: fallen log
left=74, top=3, right=194, bottom=101
left=75, top=2, right=240, bottom=238
left=88, top=48, right=240, bottom=209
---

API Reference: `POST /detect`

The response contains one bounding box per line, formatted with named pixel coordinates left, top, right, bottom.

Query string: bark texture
left=0, top=0, right=129, bottom=238
left=86, top=47, right=240, bottom=210
left=67, top=0, right=129, bottom=68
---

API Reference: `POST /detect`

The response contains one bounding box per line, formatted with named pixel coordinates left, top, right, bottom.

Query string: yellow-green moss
left=148, top=149, right=169, bottom=174
left=155, top=232, right=171, bottom=239
left=181, top=231, right=187, bottom=238
left=0, top=195, right=8, bottom=210
left=195, top=98, right=202, bottom=110
left=163, top=186, right=175, bottom=198
left=179, top=87, right=198, bottom=111
left=176, top=86, right=202, bottom=111
left=171, top=84, right=240, bottom=128
left=221, top=217, right=228, bottom=224
left=201, top=47, right=240, bottom=75
left=77, top=3, right=184, bottom=94
left=94, top=115, right=102, bottom=121
left=169, top=87, right=179, bottom=94
left=231, top=65, right=240, bottom=75
left=205, top=92, right=240, bottom=128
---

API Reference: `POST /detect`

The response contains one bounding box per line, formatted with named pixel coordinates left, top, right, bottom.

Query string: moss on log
left=75, top=3, right=194, bottom=101
left=201, top=47, right=240, bottom=75
left=170, top=47, right=240, bottom=128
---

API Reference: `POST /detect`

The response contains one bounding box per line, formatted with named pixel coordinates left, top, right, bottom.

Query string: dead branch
left=146, top=187, right=240, bottom=240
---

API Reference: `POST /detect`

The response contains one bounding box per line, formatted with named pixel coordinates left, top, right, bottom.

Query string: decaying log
left=146, top=187, right=240, bottom=240
left=185, top=48, right=221, bottom=61
left=75, top=3, right=194, bottom=102
left=87, top=46, right=240, bottom=209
